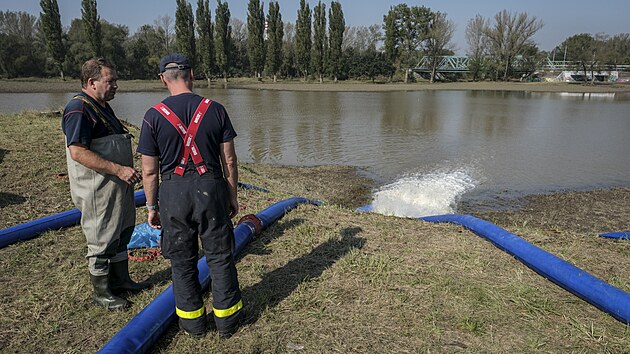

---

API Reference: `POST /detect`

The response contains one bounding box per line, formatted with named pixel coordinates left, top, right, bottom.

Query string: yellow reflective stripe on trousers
left=176, top=306, right=205, bottom=319
left=213, top=299, right=243, bottom=318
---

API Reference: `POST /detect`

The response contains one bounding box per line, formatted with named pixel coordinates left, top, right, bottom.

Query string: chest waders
left=154, top=98, right=243, bottom=338
left=66, top=96, right=148, bottom=310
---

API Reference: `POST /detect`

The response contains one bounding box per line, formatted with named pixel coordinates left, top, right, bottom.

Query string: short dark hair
left=81, top=58, right=116, bottom=88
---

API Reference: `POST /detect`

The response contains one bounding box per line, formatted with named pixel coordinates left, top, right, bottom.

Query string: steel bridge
left=413, top=56, right=630, bottom=73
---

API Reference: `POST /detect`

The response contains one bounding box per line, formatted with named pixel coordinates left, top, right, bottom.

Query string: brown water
left=3, top=89, right=629, bottom=215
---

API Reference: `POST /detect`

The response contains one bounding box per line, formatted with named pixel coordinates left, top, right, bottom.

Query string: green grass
left=1, top=111, right=630, bottom=352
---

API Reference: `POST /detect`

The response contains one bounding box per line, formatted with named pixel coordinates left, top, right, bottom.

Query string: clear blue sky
left=2, top=0, right=629, bottom=54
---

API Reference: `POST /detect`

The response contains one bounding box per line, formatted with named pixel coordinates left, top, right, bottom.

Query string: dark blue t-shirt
left=62, top=92, right=127, bottom=147
left=137, top=93, right=237, bottom=175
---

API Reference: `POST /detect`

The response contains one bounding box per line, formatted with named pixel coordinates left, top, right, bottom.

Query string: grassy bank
left=1, top=111, right=630, bottom=352
left=1, top=77, right=629, bottom=94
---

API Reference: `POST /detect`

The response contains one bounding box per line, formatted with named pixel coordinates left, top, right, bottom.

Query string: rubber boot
left=217, top=310, right=243, bottom=339
left=179, top=313, right=208, bottom=339
left=109, top=260, right=150, bottom=295
left=90, top=274, right=130, bottom=310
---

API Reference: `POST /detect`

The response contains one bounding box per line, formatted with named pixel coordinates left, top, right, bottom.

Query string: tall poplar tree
left=175, top=0, right=196, bottom=67
left=295, top=0, right=311, bottom=79
left=265, top=1, right=283, bottom=82
left=312, top=1, right=326, bottom=83
left=81, top=0, right=101, bottom=57
left=247, top=0, right=265, bottom=78
left=215, top=0, right=231, bottom=82
left=328, top=1, right=344, bottom=82
left=39, top=0, right=65, bottom=79
left=196, top=0, right=214, bottom=83
left=383, top=7, right=400, bottom=81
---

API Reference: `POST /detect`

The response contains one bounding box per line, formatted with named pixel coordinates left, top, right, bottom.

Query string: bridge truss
left=413, top=56, right=630, bottom=74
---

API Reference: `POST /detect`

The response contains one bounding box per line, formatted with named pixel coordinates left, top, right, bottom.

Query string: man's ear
left=190, top=69, right=195, bottom=81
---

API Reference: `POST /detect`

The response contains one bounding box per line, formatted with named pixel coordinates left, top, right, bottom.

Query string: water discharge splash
left=370, top=169, right=478, bottom=218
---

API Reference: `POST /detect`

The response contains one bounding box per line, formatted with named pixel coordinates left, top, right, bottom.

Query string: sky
left=2, top=0, right=629, bottom=54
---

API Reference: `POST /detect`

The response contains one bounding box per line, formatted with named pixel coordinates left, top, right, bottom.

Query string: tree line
left=1, top=1, right=629, bottom=82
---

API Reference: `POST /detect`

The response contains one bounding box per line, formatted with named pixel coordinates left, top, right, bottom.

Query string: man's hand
left=148, top=210, right=161, bottom=229
left=69, top=143, right=141, bottom=184
left=116, top=165, right=142, bottom=185
left=228, top=197, right=238, bottom=219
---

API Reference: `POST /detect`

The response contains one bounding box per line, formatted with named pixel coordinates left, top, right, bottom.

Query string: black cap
left=159, top=53, right=191, bottom=73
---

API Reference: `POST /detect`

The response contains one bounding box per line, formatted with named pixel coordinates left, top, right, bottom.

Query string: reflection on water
left=2, top=89, right=629, bottom=213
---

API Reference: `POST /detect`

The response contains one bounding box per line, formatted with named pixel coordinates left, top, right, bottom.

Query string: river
left=2, top=88, right=629, bottom=216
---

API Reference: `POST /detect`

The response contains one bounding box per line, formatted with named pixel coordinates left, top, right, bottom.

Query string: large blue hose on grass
left=599, top=232, right=630, bottom=240
left=422, top=214, right=630, bottom=324
left=0, top=191, right=147, bottom=249
left=98, top=197, right=319, bottom=354
left=0, top=183, right=268, bottom=250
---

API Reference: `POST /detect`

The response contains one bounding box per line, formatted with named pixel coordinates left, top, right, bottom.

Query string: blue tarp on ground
left=128, top=222, right=161, bottom=249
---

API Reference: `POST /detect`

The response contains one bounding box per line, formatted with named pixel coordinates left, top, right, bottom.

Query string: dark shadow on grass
left=240, top=226, right=365, bottom=326
left=149, top=219, right=358, bottom=349
left=0, top=148, right=6, bottom=164
left=0, top=192, right=26, bottom=208
left=239, top=218, right=307, bottom=257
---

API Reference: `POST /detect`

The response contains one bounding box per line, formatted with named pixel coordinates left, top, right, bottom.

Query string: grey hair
left=161, top=68, right=191, bottom=81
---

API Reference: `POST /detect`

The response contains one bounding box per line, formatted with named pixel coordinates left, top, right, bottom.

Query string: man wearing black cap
left=137, top=53, right=243, bottom=338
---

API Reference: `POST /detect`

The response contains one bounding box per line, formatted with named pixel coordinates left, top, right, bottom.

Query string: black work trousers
left=160, top=172, right=242, bottom=333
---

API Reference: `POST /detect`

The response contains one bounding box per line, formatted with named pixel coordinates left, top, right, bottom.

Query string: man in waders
left=138, top=53, right=243, bottom=339
left=62, top=58, right=148, bottom=311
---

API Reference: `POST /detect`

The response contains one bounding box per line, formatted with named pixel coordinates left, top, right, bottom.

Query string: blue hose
left=98, top=197, right=319, bottom=354
left=0, top=191, right=146, bottom=249
left=0, top=183, right=267, bottom=249
left=422, top=214, right=630, bottom=324
left=599, top=232, right=630, bottom=240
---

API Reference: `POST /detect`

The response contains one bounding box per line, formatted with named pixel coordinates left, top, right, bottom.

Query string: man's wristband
left=146, top=203, right=159, bottom=211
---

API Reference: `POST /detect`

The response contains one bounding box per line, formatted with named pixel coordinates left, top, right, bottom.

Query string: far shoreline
left=1, top=77, right=629, bottom=94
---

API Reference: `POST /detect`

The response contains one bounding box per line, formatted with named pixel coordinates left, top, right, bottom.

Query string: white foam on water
left=370, top=168, right=478, bottom=218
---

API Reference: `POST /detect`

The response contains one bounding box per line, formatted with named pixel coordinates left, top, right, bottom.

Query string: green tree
left=126, top=28, right=152, bottom=79
left=132, top=24, right=166, bottom=74
left=605, top=33, right=630, bottom=68
left=39, top=0, right=65, bottom=79
left=295, top=0, right=311, bottom=79
left=81, top=0, right=102, bottom=57
left=247, top=0, right=265, bottom=78
left=196, top=0, right=214, bottom=83
left=0, top=11, right=46, bottom=78
left=424, top=12, right=455, bottom=83
left=101, top=21, right=128, bottom=77
left=64, top=18, right=92, bottom=78
left=281, top=22, right=297, bottom=78
left=215, top=0, right=231, bottom=82
left=175, top=0, right=196, bottom=67
left=383, top=4, right=431, bottom=82
left=383, top=7, right=400, bottom=81
left=328, top=1, right=344, bottom=82
left=465, top=14, right=490, bottom=81
left=265, top=1, right=283, bottom=82
left=311, top=1, right=326, bottom=83
left=231, top=18, right=249, bottom=76
left=483, top=10, right=543, bottom=81
left=558, top=33, right=598, bottom=84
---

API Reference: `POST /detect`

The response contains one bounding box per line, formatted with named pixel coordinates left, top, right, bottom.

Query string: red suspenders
left=152, top=97, right=213, bottom=176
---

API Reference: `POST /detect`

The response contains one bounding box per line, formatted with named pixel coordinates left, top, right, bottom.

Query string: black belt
left=162, top=170, right=223, bottom=180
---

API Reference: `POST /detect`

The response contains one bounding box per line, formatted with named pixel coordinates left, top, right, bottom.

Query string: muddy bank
left=469, top=188, right=630, bottom=236
left=1, top=78, right=628, bottom=93
left=232, top=80, right=630, bottom=93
